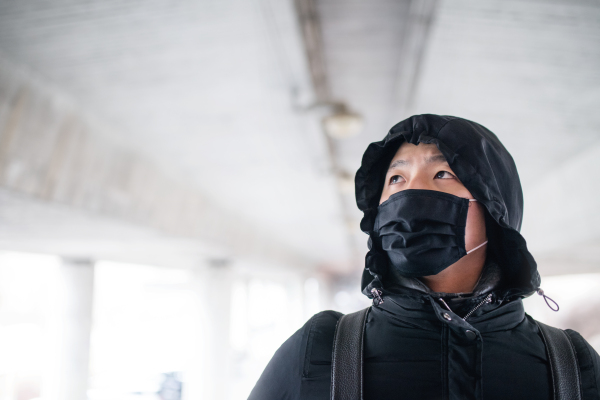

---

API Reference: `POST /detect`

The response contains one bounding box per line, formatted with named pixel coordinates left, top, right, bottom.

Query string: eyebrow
left=425, top=155, right=449, bottom=165
left=388, top=154, right=448, bottom=170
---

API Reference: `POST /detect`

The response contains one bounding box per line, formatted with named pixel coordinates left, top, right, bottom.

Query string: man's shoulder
left=305, top=309, right=343, bottom=334
left=247, top=310, right=343, bottom=400
left=307, top=309, right=344, bottom=326
left=261, top=309, right=343, bottom=370
left=301, top=310, right=343, bottom=369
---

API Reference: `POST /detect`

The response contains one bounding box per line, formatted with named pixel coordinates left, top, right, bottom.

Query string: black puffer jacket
left=249, top=115, right=600, bottom=400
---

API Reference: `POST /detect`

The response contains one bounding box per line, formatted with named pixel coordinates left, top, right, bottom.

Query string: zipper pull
left=537, top=288, right=559, bottom=312
left=438, top=297, right=453, bottom=312
left=371, top=288, right=384, bottom=306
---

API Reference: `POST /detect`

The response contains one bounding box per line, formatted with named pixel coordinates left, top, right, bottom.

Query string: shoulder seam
left=302, top=311, right=342, bottom=378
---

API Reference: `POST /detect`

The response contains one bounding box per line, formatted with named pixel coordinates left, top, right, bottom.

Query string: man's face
left=380, top=142, right=487, bottom=252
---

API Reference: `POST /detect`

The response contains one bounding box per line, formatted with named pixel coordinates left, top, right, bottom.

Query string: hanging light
left=322, top=103, right=363, bottom=139
left=337, top=171, right=355, bottom=194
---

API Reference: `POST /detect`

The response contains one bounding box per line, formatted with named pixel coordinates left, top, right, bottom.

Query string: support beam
left=390, top=0, right=440, bottom=118
left=0, top=57, right=311, bottom=271
left=294, top=0, right=330, bottom=102
left=293, top=0, right=360, bottom=268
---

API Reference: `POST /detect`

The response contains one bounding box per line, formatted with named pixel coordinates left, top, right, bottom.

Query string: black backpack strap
left=536, top=320, right=583, bottom=400
left=330, top=307, right=370, bottom=400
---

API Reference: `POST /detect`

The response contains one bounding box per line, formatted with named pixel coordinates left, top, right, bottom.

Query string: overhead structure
left=0, top=0, right=598, bottom=278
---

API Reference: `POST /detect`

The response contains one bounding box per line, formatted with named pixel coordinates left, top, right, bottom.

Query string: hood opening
left=356, top=114, right=540, bottom=300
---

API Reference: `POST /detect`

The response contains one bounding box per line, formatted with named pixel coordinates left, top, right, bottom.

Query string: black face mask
left=374, top=189, right=487, bottom=278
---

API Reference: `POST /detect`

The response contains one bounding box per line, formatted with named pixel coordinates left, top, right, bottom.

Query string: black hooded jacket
left=249, top=115, right=600, bottom=400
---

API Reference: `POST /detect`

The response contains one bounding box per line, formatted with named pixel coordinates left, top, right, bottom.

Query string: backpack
left=330, top=307, right=582, bottom=400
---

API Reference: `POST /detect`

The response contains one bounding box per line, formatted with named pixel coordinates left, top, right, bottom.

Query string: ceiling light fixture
left=322, top=103, right=363, bottom=139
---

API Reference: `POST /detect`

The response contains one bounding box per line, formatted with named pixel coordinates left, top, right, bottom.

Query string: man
left=249, top=114, right=600, bottom=399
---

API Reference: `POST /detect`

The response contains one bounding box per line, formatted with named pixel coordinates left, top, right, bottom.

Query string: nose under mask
left=373, top=189, right=488, bottom=278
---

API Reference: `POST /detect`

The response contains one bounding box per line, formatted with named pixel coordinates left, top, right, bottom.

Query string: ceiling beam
left=293, top=0, right=330, bottom=102
left=391, top=0, right=440, bottom=118
left=0, top=57, right=313, bottom=271
left=293, top=0, right=362, bottom=271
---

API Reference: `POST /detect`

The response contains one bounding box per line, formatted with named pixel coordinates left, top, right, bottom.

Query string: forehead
left=389, top=142, right=446, bottom=165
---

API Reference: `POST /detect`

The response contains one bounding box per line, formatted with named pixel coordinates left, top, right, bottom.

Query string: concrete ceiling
left=0, top=0, right=598, bottom=276
left=0, top=0, right=351, bottom=270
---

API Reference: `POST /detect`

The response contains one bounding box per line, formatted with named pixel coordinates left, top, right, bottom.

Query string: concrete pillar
left=55, top=258, right=94, bottom=400
left=183, top=262, right=232, bottom=400
left=203, top=263, right=233, bottom=400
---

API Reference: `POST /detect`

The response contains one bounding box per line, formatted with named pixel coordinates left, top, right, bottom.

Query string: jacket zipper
left=462, top=293, right=493, bottom=321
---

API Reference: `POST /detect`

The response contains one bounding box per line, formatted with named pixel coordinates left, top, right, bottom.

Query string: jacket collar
left=375, top=261, right=525, bottom=333
left=376, top=291, right=525, bottom=334
left=386, top=260, right=503, bottom=299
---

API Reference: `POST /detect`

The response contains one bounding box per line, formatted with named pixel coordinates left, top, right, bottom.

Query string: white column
left=183, top=262, right=233, bottom=400
left=56, top=258, right=95, bottom=400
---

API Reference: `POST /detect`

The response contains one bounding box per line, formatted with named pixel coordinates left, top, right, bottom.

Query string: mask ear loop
left=465, top=198, right=488, bottom=255
left=466, top=240, right=488, bottom=255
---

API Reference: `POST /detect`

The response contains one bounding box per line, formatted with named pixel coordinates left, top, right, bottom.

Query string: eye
left=389, top=175, right=405, bottom=185
left=434, top=171, right=455, bottom=180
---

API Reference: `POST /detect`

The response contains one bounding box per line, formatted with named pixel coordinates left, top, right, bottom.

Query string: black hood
left=356, top=114, right=540, bottom=300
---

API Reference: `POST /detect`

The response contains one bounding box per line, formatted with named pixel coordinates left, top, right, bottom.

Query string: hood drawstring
left=536, top=288, right=559, bottom=311
left=371, top=288, right=384, bottom=306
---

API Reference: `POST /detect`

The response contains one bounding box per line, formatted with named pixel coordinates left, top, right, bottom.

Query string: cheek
left=465, top=202, right=487, bottom=247
left=380, top=189, right=392, bottom=204
left=379, top=184, right=397, bottom=204
left=445, top=183, right=473, bottom=199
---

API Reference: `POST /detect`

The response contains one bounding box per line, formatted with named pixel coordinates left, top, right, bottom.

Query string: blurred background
left=0, top=0, right=599, bottom=398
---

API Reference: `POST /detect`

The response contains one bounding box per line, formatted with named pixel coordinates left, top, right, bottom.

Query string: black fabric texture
left=248, top=115, right=600, bottom=400
left=374, top=189, right=470, bottom=277
left=249, top=304, right=600, bottom=400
